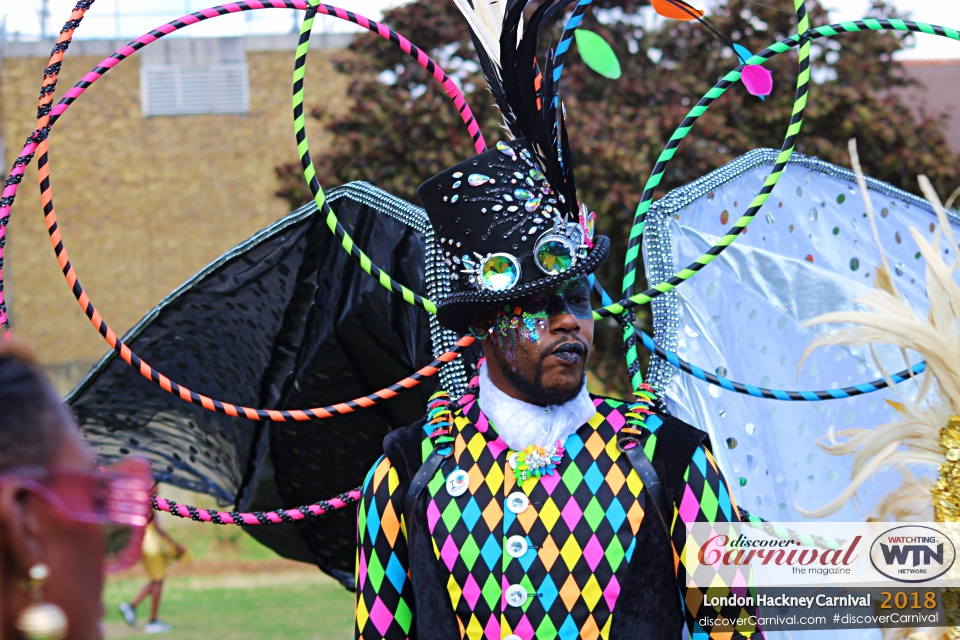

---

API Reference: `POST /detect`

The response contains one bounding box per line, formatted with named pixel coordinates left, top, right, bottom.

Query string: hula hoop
left=293, top=0, right=815, bottom=345
left=152, top=487, right=362, bottom=524
left=637, top=330, right=927, bottom=401
left=0, top=0, right=486, bottom=332
left=594, top=18, right=960, bottom=324
left=587, top=275, right=929, bottom=401
left=21, top=1, right=482, bottom=420
left=0, top=0, right=95, bottom=332
left=291, top=0, right=488, bottom=316
left=613, top=17, right=960, bottom=390
left=287, top=0, right=813, bottom=329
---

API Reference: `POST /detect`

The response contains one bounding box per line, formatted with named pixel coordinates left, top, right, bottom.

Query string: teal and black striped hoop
left=586, top=274, right=927, bottom=401
left=636, top=329, right=927, bottom=401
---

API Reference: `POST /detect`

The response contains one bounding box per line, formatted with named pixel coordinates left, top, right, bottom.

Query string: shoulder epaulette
left=623, top=383, right=661, bottom=437
left=426, top=391, right=456, bottom=450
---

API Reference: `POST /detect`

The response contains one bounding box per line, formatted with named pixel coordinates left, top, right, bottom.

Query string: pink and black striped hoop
left=151, top=487, right=362, bottom=524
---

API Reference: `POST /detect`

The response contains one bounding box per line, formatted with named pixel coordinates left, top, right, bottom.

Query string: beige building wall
left=1, top=36, right=351, bottom=392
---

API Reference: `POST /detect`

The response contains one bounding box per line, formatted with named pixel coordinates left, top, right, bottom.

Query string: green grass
left=102, top=486, right=355, bottom=639
left=102, top=576, right=354, bottom=639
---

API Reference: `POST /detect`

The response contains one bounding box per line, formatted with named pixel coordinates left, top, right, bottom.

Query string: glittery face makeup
left=470, top=277, right=593, bottom=406
left=522, top=277, right=593, bottom=320
left=491, top=307, right=549, bottom=343
left=474, top=277, right=593, bottom=380
left=475, top=276, right=592, bottom=345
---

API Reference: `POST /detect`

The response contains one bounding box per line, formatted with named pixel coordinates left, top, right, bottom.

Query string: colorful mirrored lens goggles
left=533, top=234, right=578, bottom=276
left=0, top=457, right=153, bottom=572
left=462, top=230, right=586, bottom=294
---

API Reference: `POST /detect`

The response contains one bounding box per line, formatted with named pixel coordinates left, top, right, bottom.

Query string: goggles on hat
left=460, top=215, right=591, bottom=293
left=0, top=457, right=153, bottom=572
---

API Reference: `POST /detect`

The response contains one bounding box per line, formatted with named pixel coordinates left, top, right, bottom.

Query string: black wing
left=69, top=182, right=478, bottom=586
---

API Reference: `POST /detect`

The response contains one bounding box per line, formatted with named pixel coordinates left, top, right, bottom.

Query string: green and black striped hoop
left=292, top=0, right=490, bottom=316
left=618, top=0, right=811, bottom=389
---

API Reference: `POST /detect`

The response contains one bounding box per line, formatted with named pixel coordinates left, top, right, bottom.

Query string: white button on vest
left=506, top=492, right=529, bottom=514
left=445, top=469, right=470, bottom=497
left=505, top=584, right=528, bottom=607
left=506, top=535, right=528, bottom=558
left=508, top=452, right=519, bottom=469
left=504, top=635, right=523, bottom=640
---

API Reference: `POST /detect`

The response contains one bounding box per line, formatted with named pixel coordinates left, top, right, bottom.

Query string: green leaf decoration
left=574, top=29, right=621, bottom=80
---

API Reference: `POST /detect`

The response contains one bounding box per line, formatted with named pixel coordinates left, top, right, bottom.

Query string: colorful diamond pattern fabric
left=355, top=456, right=414, bottom=640
left=355, top=396, right=756, bottom=639
left=424, top=398, right=647, bottom=639
left=426, top=403, right=504, bottom=638
left=673, top=447, right=757, bottom=638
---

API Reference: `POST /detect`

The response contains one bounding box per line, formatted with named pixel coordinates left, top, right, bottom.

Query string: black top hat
left=418, top=138, right=608, bottom=335
left=417, top=0, right=617, bottom=335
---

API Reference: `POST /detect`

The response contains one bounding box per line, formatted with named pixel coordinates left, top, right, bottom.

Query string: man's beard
left=492, top=342, right=588, bottom=406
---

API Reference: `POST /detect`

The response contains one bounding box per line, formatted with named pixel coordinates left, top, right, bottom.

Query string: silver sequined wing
left=644, top=149, right=955, bottom=523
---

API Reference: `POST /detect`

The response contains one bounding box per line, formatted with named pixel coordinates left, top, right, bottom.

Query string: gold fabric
left=936, top=416, right=960, bottom=639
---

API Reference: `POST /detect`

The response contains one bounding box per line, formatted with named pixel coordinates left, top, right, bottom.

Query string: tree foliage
left=276, top=0, right=960, bottom=396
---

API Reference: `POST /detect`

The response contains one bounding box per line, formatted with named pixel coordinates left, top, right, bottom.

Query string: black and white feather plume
left=452, top=0, right=509, bottom=67
left=453, top=0, right=581, bottom=217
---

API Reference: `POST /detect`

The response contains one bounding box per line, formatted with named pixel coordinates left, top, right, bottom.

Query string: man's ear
left=0, top=483, right=46, bottom=575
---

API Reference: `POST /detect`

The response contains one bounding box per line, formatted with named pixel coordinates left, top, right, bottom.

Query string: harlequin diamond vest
left=373, top=394, right=709, bottom=640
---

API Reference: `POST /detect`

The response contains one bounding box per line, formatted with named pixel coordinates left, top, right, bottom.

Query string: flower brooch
left=509, top=442, right=565, bottom=486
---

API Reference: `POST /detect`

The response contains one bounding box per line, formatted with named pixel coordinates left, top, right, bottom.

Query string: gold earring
left=15, top=563, right=67, bottom=640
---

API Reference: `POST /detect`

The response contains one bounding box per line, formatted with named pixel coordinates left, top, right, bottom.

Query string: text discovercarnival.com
left=683, top=522, right=960, bottom=632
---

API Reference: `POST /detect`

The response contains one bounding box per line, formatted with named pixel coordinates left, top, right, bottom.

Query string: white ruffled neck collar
left=476, top=364, right=596, bottom=451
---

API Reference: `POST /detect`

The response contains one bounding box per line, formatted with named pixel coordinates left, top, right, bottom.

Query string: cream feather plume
left=796, top=139, right=960, bottom=523
left=452, top=0, right=509, bottom=67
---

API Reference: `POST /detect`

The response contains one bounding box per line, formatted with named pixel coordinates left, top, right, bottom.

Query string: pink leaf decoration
left=741, top=64, right=773, bottom=97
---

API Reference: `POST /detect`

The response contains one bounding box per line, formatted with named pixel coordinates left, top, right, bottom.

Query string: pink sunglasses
left=0, top=457, right=153, bottom=572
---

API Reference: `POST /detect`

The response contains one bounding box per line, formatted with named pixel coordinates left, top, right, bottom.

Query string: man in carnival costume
left=354, top=1, right=755, bottom=638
